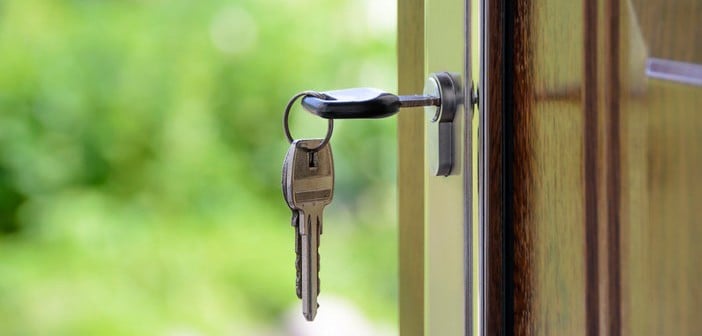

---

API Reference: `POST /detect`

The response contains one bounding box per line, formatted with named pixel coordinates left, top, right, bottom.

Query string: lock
left=299, top=71, right=467, bottom=176
left=424, top=72, right=463, bottom=176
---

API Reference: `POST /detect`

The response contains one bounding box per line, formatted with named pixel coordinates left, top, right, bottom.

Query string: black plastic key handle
left=301, top=88, right=440, bottom=119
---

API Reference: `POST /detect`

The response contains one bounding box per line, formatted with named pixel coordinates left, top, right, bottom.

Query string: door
left=482, top=0, right=702, bottom=334
left=398, top=0, right=702, bottom=335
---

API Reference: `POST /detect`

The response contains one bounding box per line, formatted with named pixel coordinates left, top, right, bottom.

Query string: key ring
left=283, top=91, right=334, bottom=152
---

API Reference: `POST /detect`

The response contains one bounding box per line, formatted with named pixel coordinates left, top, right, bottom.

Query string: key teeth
left=296, top=257, right=302, bottom=299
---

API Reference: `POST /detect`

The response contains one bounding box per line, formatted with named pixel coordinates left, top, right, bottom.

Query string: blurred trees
left=0, top=0, right=397, bottom=334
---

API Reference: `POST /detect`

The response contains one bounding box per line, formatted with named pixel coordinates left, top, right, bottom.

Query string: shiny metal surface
left=283, top=92, right=334, bottom=152
left=398, top=95, right=441, bottom=108
left=286, top=139, right=334, bottom=321
left=424, top=72, right=464, bottom=176
left=478, top=0, right=487, bottom=332
left=282, top=142, right=303, bottom=299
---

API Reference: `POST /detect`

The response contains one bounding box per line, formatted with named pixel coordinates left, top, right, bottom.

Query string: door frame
left=398, top=0, right=476, bottom=334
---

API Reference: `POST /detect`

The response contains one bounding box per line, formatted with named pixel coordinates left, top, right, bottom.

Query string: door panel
left=488, top=0, right=591, bottom=334
left=620, top=2, right=702, bottom=331
left=400, top=0, right=702, bottom=334
left=621, top=80, right=702, bottom=335
left=482, top=0, right=702, bottom=334
left=621, top=2, right=702, bottom=333
left=515, top=1, right=589, bottom=334
left=629, top=0, right=702, bottom=64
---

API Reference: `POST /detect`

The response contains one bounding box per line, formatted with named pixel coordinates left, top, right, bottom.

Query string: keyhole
left=308, top=151, right=318, bottom=169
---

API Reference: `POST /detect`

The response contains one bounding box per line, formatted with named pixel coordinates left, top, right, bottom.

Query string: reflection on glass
left=646, top=58, right=702, bottom=87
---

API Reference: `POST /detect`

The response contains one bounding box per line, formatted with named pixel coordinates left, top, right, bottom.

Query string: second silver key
left=282, top=142, right=304, bottom=299
left=289, top=139, right=334, bottom=321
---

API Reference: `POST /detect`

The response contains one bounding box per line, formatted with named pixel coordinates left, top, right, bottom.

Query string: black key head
left=301, top=88, right=400, bottom=119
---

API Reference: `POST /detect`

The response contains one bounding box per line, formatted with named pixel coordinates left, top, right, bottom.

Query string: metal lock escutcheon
left=424, top=72, right=463, bottom=176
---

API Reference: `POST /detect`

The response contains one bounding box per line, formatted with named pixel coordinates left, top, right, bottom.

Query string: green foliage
left=0, top=0, right=397, bottom=334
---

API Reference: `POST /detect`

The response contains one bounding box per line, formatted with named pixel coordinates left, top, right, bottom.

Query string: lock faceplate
left=424, top=72, right=463, bottom=176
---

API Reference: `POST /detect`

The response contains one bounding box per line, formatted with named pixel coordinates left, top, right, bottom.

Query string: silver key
left=282, top=143, right=303, bottom=299
left=288, top=139, right=334, bottom=321
left=293, top=212, right=302, bottom=299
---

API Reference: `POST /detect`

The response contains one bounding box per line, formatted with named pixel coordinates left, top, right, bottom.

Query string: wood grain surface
left=620, top=1, right=702, bottom=334
left=484, top=0, right=702, bottom=334
left=485, top=0, right=590, bottom=334
left=399, top=0, right=702, bottom=333
left=516, top=1, right=590, bottom=334
left=483, top=0, right=506, bottom=333
left=629, top=0, right=702, bottom=64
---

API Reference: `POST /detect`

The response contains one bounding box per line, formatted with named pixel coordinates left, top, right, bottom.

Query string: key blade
left=301, top=211, right=321, bottom=321
left=294, top=211, right=303, bottom=299
left=398, top=95, right=440, bottom=108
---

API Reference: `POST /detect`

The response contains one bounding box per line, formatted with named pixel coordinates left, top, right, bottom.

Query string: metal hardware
left=300, top=88, right=440, bottom=119
left=294, top=71, right=468, bottom=176
left=283, top=91, right=334, bottom=152
left=399, top=95, right=442, bottom=108
left=424, top=72, right=463, bottom=176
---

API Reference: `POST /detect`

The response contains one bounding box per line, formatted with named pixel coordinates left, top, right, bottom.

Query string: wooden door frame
left=397, top=0, right=425, bottom=335
left=398, top=0, right=472, bottom=334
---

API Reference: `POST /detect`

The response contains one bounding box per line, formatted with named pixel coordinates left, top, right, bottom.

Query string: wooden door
left=398, top=0, right=702, bottom=335
left=482, top=0, right=702, bottom=335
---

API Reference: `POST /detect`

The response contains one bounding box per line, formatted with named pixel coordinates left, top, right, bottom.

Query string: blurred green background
left=0, top=0, right=398, bottom=334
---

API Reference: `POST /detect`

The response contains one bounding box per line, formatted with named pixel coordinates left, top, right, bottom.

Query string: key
left=300, top=87, right=440, bottom=119
left=288, top=139, right=334, bottom=321
left=282, top=143, right=303, bottom=299
left=294, top=212, right=302, bottom=299
left=288, top=139, right=332, bottom=321
left=287, top=210, right=303, bottom=299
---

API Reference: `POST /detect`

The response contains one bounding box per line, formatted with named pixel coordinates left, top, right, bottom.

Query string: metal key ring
left=283, top=91, right=334, bottom=152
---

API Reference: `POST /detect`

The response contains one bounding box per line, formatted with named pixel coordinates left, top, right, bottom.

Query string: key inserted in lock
left=300, top=71, right=464, bottom=176
left=301, top=88, right=441, bottom=119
